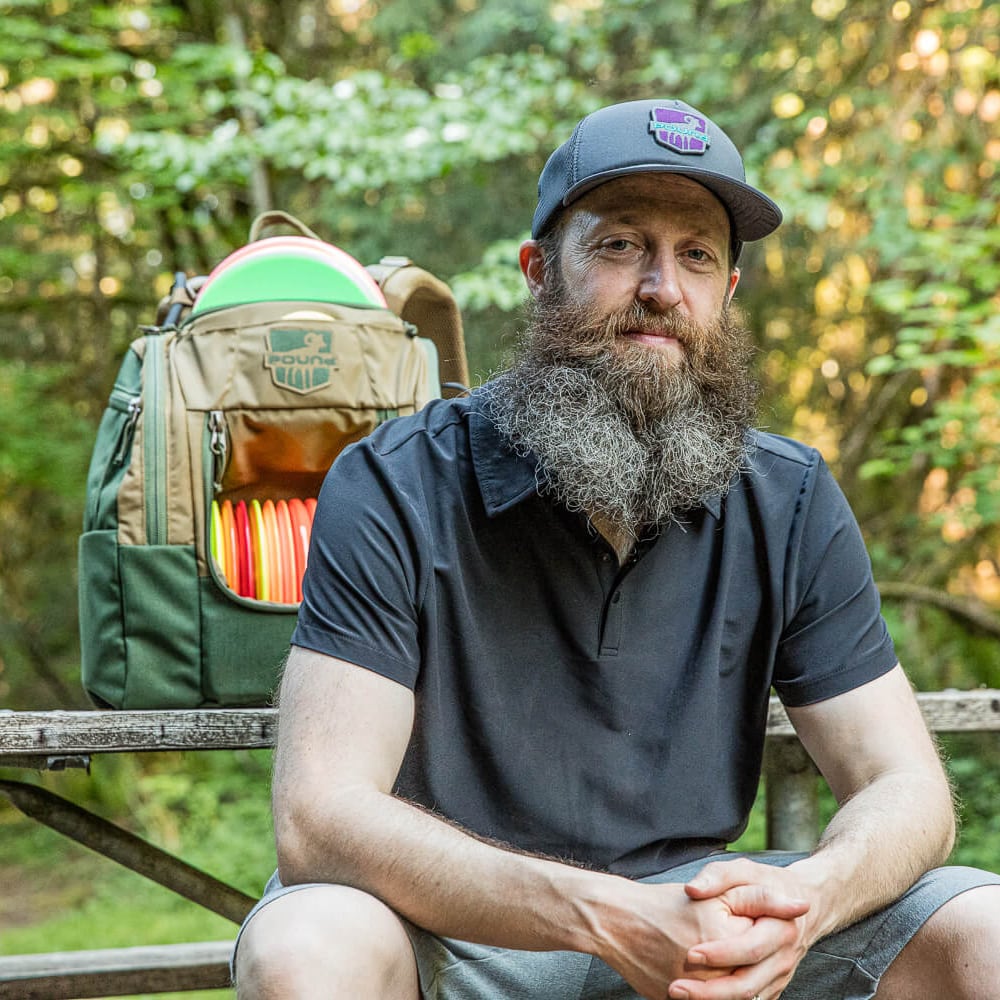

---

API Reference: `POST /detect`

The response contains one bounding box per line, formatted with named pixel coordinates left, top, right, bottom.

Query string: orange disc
left=287, top=498, right=311, bottom=601
left=261, top=500, right=283, bottom=604
left=220, top=500, right=239, bottom=591
left=275, top=500, right=297, bottom=604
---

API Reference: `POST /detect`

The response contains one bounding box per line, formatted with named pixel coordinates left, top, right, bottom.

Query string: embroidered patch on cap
left=648, top=108, right=710, bottom=155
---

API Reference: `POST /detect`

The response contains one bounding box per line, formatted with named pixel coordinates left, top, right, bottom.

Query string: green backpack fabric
left=79, top=215, right=467, bottom=709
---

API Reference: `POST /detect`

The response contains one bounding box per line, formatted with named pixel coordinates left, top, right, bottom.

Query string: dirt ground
left=0, top=852, right=96, bottom=931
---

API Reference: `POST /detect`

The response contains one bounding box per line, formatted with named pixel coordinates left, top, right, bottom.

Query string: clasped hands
left=607, top=858, right=813, bottom=1000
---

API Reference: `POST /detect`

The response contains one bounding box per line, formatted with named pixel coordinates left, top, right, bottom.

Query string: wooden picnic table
left=1, top=692, right=998, bottom=998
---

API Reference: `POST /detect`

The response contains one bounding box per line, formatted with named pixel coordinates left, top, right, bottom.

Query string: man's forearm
left=778, top=665, right=957, bottom=946
left=790, top=766, right=955, bottom=944
left=276, top=782, right=623, bottom=955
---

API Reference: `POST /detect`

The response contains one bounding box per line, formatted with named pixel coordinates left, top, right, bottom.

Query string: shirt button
left=612, top=592, right=622, bottom=604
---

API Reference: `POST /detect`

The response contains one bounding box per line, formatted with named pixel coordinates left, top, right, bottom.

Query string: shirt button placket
left=600, top=586, right=624, bottom=656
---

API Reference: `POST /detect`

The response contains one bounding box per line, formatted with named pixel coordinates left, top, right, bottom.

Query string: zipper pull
left=208, top=410, right=228, bottom=494
left=112, top=398, right=142, bottom=466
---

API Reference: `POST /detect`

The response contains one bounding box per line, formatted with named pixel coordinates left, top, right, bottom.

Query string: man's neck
left=588, top=512, right=636, bottom=565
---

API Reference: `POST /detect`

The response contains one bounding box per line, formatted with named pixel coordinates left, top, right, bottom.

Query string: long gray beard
left=485, top=293, right=760, bottom=536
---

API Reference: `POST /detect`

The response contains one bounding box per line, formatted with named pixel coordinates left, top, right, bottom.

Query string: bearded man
left=233, top=99, right=1000, bottom=1000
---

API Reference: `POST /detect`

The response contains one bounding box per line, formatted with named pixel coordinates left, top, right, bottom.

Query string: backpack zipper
left=204, top=410, right=231, bottom=595
left=83, top=391, right=141, bottom=530
left=208, top=409, right=228, bottom=494
left=112, top=397, right=142, bottom=467
left=144, top=335, right=169, bottom=545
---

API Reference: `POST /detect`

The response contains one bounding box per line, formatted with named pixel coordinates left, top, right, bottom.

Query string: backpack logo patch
left=264, top=328, right=339, bottom=394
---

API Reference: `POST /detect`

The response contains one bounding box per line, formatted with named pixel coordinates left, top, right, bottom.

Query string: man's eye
left=605, top=239, right=634, bottom=252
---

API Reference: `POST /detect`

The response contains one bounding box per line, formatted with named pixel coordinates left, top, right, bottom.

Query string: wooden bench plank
left=0, top=692, right=996, bottom=763
left=0, top=941, right=233, bottom=998
left=0, top=708, right=277, bottom=759
left=911, top=689, right=1000, bottom=732
left=765, top=689, right=1000, bottom=737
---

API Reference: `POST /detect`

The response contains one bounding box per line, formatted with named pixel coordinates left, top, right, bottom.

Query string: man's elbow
left=272, top=785, right=371, bottom=887
left=273, top=802, right=321, bottom=886
left=924, top=767, right=958, bottom=864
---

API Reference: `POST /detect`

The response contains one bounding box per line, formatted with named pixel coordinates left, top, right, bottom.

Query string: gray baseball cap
left=532, top=98, right=782, bottom=259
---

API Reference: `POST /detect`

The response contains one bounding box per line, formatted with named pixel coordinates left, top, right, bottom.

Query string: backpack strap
left=366, top=257, right=470, bottom=396
left=248, top=210, right=323, bottom=242
left=154, top=273, right=207, bottom=328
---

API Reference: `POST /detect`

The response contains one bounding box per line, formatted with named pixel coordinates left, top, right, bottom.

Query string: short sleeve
left=772, top=457, right=897, bottom=707
left=290, top=438, right=424, bottom=689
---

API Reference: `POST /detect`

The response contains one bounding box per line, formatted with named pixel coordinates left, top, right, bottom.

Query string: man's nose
left=637, top=252, right=683, bottom=311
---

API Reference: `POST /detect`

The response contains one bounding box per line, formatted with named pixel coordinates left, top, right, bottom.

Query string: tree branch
left=222, top=6, right=273, bottom=218
left=878, top=582, right=1000, bottom=640
left=837, top=369, right=916, bottom=489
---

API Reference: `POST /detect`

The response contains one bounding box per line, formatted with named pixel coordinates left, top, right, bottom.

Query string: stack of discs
left=210, top=497, right=318, bottom=604
left=190, top=236, right=387, bottom=316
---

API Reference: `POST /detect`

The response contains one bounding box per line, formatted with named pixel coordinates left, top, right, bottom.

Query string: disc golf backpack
left=79, top=212, right=469, bottom=709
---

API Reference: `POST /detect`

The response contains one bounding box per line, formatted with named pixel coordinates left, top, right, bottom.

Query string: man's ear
left=727, top=267, right=741, bottom=305
left=519, top=240, right=548, bottom=299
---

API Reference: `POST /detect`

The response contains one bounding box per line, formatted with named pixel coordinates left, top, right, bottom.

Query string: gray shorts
left=234, top=852, right=1000, bottom=999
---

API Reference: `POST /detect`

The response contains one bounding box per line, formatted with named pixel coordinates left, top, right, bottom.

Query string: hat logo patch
left=648, top=108, right=710, bottom=155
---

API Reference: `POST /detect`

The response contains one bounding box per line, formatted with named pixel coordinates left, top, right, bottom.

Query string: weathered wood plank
left=0, top=692, right=996, bottom=763
left=0, top=708, right=277, bottom=757
left=765, top=689, right=1000, bottom=737
left=0, top=693, right=997, bottom=762
left=0, top=941, right=233, bottom=998
left=764, top=689, right=1000, bottom=851
left=912, top=689, right=1000, bottom=732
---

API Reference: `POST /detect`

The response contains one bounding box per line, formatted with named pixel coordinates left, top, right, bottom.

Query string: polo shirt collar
left=469, top=390, right=539, bottom=517
left=702, top=492, right=722, bottom=519
left=467, top=388, right=725, bottom=521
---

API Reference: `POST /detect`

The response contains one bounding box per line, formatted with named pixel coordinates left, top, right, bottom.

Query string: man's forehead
left=572, top=173, right=730, bottom=223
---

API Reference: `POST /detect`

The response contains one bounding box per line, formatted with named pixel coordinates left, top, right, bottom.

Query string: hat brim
left=562, top=164, right=782, bottom=243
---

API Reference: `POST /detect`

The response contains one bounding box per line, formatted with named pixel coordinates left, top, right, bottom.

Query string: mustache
left=525, top=294, right=751, bottom=395
left=601, top=302, right=703, bottom=342
left=526, top=287, right=734, bottom=361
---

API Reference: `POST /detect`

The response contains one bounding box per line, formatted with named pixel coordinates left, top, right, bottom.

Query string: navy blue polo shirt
left=293, top=389, right=897, bottom=878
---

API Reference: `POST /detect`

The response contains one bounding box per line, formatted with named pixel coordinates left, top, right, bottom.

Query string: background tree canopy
left=0, top=0, right=998, bottom=708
